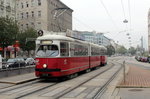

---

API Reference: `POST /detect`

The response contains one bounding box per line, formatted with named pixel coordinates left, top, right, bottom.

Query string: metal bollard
left=123, top=61, right=126, bottom=83
left=19, top=63, right=21, bottom=75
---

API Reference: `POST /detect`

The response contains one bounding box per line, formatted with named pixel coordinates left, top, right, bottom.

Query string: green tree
left=17, top=28, right=37, bottom=56
left=116, top=46, right=127, bottom=54
left=106, top=45, right=115, bottom=56
left=128, top=47, right=136, bottom=55
left=0, top=17, right=19, bottom=56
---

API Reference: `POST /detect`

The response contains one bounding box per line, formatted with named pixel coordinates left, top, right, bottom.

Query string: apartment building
left=0, top=0, right=16, bottom=19
left=16, top=0, right=73, bottom=32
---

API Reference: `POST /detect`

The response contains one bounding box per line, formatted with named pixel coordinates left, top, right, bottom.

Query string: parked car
left=2, top=58, right=7, bottom=69
left=135, top=56, right=141, bottom=61
left=147, top=56, right=150, bottom=63
left=5, top=58, right=25, bottom=68
left=25, top=58, right=35, bottom=65
left=140, top=57, right=148, bottom=62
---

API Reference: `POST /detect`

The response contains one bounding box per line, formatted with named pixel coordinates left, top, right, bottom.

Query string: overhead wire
left=121, top=0, right=126, bottom=19
left=98, top=0, right=119, bottom=30
left=128, top=0, right=132, bottom=30
left=120, top=0, right=132, bottom=47
left=127, top=0, right=132, bottom=46
left=73, top=16, right=96, bottom=31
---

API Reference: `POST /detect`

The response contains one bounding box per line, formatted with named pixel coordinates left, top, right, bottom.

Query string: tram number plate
left=42, top=74, right=48, bottom=76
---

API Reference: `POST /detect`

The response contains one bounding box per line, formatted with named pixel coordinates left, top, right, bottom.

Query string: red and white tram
left=35, top=31, right=107, bottom=78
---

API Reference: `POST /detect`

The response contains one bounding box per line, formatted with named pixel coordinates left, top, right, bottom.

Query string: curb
left=0, top=77, right=37, bottom=85
left=116, top=85, right=150, bottom=88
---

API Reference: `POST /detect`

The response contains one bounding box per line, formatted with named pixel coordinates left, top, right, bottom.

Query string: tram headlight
left=43, top=64, right=47, bottom=68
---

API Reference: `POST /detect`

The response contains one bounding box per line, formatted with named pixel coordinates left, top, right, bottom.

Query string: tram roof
left=37, top=34, right=75, bottom=41
left=37, top=34, right=107, bottom=49
left=37, top=34, right=89, bottom=44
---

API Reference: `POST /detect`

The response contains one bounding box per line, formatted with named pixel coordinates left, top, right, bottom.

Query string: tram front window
left=36, top=45, right=59, bottom=57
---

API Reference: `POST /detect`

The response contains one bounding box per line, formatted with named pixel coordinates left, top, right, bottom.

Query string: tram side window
left=70, top=43, right=75, bottom=57
left=71, top=43, right=88, bottom=57
left=91, top=47, right=96, bottom=56
left=100, top=49, right=105, bottom=55
left=91, top=47, right=100, bottom=56
left=60, top=42, right=69, bottom=56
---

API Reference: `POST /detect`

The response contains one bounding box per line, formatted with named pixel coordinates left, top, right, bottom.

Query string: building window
left=38, top=0, right=41, bottom=6
left=26, top=12, right=29, bottom=18
left=31, top=22, right=34, bottom=27
left=38, top=22, right=41, bottom=25
left=21, top=24, right=23, bottom=29
left=31, top=0, right=34, bottom=6
left=0, top=6, right=4, bottom=11
left=21, top=3, right=23, bottom=8
left=31, top=11, right=34, bottom=17
left=17, top=3, right=19, bottom=8
left=26, top=24, right=28, bottom=28
left=17, top=14, right=19, bottom=19
left=38, top=11, right=41, bottom=17
left=1, top=1, right=4, bottom=5
left=21, top=13, right=23, bottom=19
left=37, top=22, right=41, bottom=29
left=26, top=2, right=29, bottom=7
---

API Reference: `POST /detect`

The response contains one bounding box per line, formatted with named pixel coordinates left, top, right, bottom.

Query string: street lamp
left=123, top=19, right=128, bottom=23
left=52, top=8, right=70, bottom=20
left=126, top=33, right=129, bottom=36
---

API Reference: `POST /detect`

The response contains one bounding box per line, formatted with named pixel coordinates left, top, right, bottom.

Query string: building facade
left=73, top=30, right=111, bottom=47
left=95, top=33, right=111, bottom=46
left=148, top=9, right=150, bottom=53
left=16, top=0, right=73, bottom=32
left=0, top=0, right=16, bottom=19
left=81, top=31, right=97, bottom=43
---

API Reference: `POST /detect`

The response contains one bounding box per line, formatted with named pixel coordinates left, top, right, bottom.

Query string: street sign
left=38, top=30, right=43, bottom=36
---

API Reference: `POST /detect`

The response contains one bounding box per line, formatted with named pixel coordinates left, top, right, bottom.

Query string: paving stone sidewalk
left=119, top=65, right=150, bottom=87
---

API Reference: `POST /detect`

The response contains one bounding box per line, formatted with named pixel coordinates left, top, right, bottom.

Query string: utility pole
left=141, top=36, right=143, bottom=55
left=51, top=8, right=70, bottom=32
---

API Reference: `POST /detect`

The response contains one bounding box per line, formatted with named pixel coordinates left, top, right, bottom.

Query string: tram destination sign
left=41, top=40, right=53, bottom=44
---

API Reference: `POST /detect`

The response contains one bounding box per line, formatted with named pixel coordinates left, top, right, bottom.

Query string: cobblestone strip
left=119, top=64, right=150, bottom=87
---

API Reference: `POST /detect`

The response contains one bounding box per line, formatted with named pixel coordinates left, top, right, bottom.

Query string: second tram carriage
left=35, top=31, right=107, bottom=78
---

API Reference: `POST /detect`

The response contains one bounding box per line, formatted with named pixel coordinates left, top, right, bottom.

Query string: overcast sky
left=61, top=0, right=150, bottom=49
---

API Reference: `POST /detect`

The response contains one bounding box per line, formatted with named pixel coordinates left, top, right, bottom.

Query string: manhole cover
left=129, top=89, right=143, bottom=91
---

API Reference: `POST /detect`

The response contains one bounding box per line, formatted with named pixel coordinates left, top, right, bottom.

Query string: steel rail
left=0, top=79, right=40, bottom=93
left=0, top=62, right=116, bottom=99
left=15, top=82, right=58, bottom=99
left=93, top=62, right=123, bottom=99
left=54, top=63, right=115, bottom=99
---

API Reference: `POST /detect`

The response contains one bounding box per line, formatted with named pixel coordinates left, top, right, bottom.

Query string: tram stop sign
left=38, top=30, right=44, bottom=36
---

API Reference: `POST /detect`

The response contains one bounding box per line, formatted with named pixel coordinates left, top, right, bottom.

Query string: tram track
left=53, top=63, right=115, bottom=99
left=93, top=62, right=123, bottom=99
left=8, top=63, right=114, bottom=99
left=15, top=82, right=58, bottom=99
left=0, top=79, right=40, bottom=93
left=0, top=79, right=58, bottom=99
left=54, top=62, right=122, bottom=99
left=0, top=61, right=121, bottom=99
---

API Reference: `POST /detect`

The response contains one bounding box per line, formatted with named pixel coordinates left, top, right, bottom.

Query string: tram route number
left=64, top=59, right=67, bottom=65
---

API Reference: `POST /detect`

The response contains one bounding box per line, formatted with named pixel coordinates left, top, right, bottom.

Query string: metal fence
left=0, top=62, right=35, bottom=78
left=0, top=62, right=35, bottom=70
